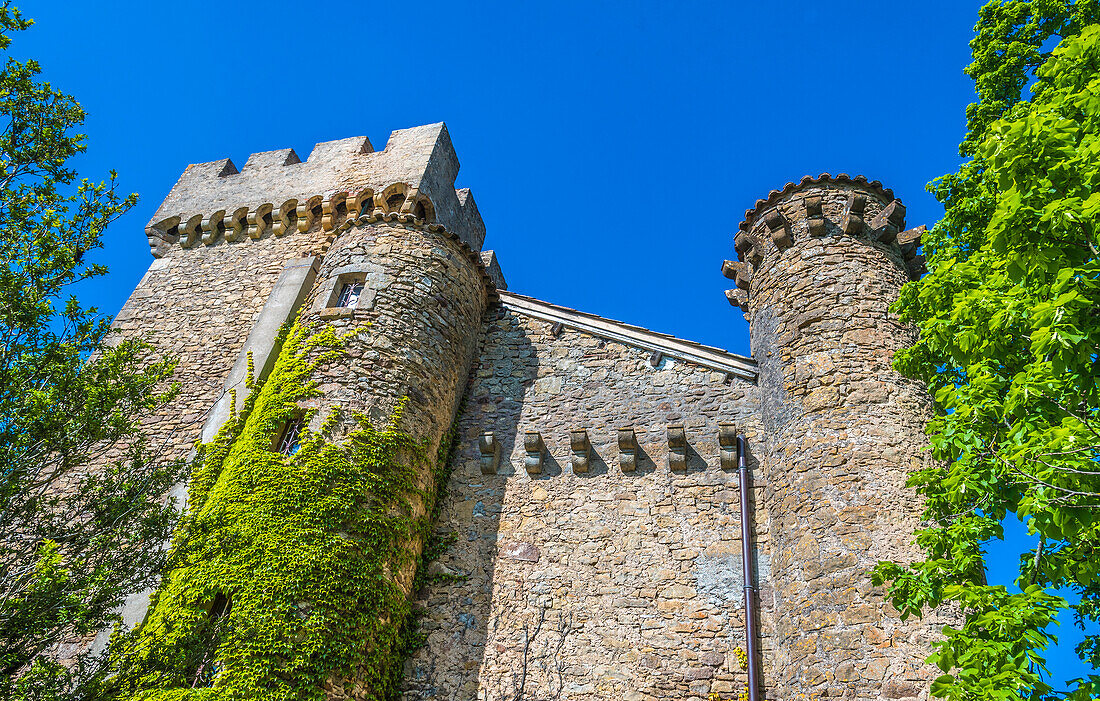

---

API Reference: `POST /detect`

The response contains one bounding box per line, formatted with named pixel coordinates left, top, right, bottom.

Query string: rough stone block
left=524, top=431, right=544, bottom=474
left=618, top=427, right=638, bottom=472
left=668, top=424, right=687, bottom=471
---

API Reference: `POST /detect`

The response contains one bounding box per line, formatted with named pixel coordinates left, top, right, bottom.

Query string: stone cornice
left=146, top=123, right=486, bottom=252
left=724, top=180, right=927, bottom=315
left=144, top=183, right=447, bottom=256
left=147, top=198, right=502, bottom=303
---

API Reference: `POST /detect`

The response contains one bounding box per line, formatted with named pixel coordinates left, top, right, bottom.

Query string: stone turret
left=726, top=175, right=945, bottom=699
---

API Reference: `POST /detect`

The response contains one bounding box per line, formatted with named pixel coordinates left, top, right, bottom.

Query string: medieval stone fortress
left=113, top=122, right=949, bottom=700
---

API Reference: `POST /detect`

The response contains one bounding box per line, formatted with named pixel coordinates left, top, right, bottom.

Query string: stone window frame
left=313, top=263, right=378, bottom=312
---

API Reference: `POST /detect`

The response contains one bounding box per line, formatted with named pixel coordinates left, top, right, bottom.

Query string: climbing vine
left=112, top=318, right=454, bottom=701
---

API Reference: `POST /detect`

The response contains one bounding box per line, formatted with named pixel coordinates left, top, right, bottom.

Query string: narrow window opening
left=209, top=592, right=232, bottom=619
left=276, top=418, right=304, bottom=456
left=336, top=281, right=364, bottom=308
left=386, top=192, right=406, bottom=212
left=191, top=592, right=232, bottom=688
left=413, top=201, right=427, bottom=220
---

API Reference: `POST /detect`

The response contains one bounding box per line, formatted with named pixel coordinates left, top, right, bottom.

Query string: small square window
left=336, top=281, right=364, bottom=308
left=276, top=418, right=303, bottom=456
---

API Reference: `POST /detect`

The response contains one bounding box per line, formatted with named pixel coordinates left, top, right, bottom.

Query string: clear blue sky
left=12, top=0, right=1094, bottom=689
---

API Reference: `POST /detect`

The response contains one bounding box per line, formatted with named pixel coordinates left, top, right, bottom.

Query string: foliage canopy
left=0, top=5, right=185, bottom=700
left=875, top=2, right=1100, bottom=699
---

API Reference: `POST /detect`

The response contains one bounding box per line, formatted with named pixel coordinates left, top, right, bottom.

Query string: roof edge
left=497, top=290, right=757, bottom=381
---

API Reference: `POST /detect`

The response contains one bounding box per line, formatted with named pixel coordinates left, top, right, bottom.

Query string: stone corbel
left=570, top=429, right=591, bottom=473
left=725, top=288, right=749, bottom=311
left=144, top=218, right=178, bottom=259
left=668, top=425, right=687, bottom=471
left=224, top=207, right=249, bottom=243
left=201, top=210, right=226, bottom=245
left=907, top=253, right=927, bottom=280
left=719, top=423, right=737, bottom=471
left=247, top=203, right=273, bottom=240
left=146, top=233, right=172, bottom=258
left=805, top=196, right=826, bottom=237
left=898, top=224, right=924, bottom=260
left=524, top=432, right=544, bottom=475
left=871, top=199, right=906, bottom=244
left=274, top=199, right=298, bottom=237
left=179, top=214, right=203, bottom=248
left=722, top=260, right=751, bottom=290
left=398, top=187, right=421, bottom=215
left=841, top=193, right=866, bottom=235
left=297, top=196, right=322, bottom=234
left=618, top=427, right=638, bottom=472
left=763, top=209, right=792, bottom=250
left=735, top=232, right=764, bottom=267
left=348, top=188, right=374, bottom=218
left=322, top=192, right=348, bottom=231
left=479, top=432, right=500, bottom=475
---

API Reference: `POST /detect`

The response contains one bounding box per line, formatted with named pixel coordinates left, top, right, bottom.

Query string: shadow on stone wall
left=403, top=305, right=776, bottom=700
left=402, top=306, right=538, bottom=699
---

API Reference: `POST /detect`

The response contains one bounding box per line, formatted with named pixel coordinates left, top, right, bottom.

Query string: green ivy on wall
left=112, top=319, right=454, bottom=701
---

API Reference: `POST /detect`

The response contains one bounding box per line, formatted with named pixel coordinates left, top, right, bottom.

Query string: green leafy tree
left=874, top=1, right=1100, bottom=699
left=0, top=6, right=186, bottom=701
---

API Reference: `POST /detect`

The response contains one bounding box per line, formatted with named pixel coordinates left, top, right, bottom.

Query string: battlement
left=145, top=123, right=485, bottom=253
left=723, top=174, right=925, bottom=312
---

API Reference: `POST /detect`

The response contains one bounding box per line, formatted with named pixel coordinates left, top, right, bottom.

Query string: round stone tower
left=292, top=196, right=492, bottom=698
left=726, top=175, right=943, bottom=699
left=303, top=195, right=491, bottom=451
left=110, top=125, right=504, bottom=701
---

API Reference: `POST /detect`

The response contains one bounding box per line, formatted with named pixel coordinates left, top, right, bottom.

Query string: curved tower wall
left=96, top=125, right=496, bottom=700
left=731, top=178, right=946, bottom=700
left=302, top=212, right=490, bottom=456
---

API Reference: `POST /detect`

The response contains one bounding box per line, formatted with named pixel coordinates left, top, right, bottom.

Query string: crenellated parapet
left=722, top=174, right=925, bottom=315
left=144, top=123, right=485, bottom=256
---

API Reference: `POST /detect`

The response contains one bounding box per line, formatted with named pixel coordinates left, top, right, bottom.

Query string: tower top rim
left=739, top=174, right=897, bottom=232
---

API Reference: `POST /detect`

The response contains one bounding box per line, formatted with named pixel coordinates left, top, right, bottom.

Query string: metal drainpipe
left=738, top=434, right=760, bottom=701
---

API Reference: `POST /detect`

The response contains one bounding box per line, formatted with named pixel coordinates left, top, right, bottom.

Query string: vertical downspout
left=738, top=434, right=760, bottom=701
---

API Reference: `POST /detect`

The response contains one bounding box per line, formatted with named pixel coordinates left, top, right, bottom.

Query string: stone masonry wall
left=301, top=219, right=488, bottom=448
left=109, top=224, right=333, bottom=466
left=403, top=306, right=774, bottom=701
left=295, top=218, right=489, bottom=701
left=743, top=182, right=952, bottom=701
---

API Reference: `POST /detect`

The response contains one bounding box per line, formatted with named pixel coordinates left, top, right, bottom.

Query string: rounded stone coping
left=739, top=174, right=897, bottom=232
left=326, top=211, right=500, bottom=302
